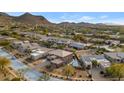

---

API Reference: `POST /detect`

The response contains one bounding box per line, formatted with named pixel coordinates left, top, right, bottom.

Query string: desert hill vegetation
left=0, top=12, right=124, bottom=42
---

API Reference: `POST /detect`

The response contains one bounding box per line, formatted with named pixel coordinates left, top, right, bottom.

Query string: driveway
left=91, top=67, right=110, bottom=81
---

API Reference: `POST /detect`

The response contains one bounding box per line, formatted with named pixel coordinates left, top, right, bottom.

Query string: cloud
left=58, top=15, right=95, bottom=23
left=79, top=16, right=94, bottom=21
left=100, top=15, right=108, bottom=19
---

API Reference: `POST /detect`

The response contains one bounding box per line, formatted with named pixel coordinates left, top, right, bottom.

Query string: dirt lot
left=0, top=71, right=15, bottom=81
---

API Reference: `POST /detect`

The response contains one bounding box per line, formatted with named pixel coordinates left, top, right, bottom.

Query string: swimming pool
left=0, top=49, right=43, bottom=81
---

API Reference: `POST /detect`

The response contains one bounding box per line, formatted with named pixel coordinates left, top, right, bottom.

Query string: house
left=120, top=43, right=124, bottom=47
left=47, top=37, right=72, bottom=45
left=30, top=47, right=53, bottom=60
left=19, top=33, right=30, bottom=37
left=57, top=38, right=72, bottom=45
left=0, top=35, right=8, bottom=40
left=99, top=61, right=111, bottom=72
left=84, top=33, right=93, bottom=37
left=50, top=58, right=64, bottom=67
left=80, top=55, right=111, bottom=70
left=80, top=55, right=92, bottom=69
left=12, top=41, right=41, bottom=53
left=47, top=49, right=73, bottom=67
left=48, top=49, right=73, bottom=61
left=0, top=35, right=16, bottom=42
left=47, top=37, right=58, bottom=43
left=31, top=50, right=44, bottom=60
left=109, top=34, right=120, bottom=39
left=39, top=35, right=49, bottom=42
left=105, top=40, right=120, bottom=46
left=91, top=55, right=111, bottom=72
left=5, top=37, right=17, bottom=42
left=91, top=38, right=104, bottom=43
left=104, top=52, right=124, bottom=63
left=12, top=41, right=26, bottom=52
left=95, top=45, right=115, bottom=52
left=69, top=42, right=87, bottom=49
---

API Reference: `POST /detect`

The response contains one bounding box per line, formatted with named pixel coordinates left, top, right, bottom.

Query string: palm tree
left=0, top=56, right=11, bottom=77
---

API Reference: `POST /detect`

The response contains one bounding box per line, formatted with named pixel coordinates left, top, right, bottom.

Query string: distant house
left=0, top=35, right=4, bottom=40
left=120, top=43, right=124, bottom=47
left=105, top=40, right=120, bottom=46
left=0, top=35, right=8, bottom=40
left=20, top=33, right=30, bottom=37
left=0, top=35, right=16, bottom=42
left=39, top=35, right=49, bottom=42
left=47, top=37, right=58, bottom=43
left=47, top=37, right=72, bottom=45
left=69, top=42, right=86, bottom=49
left=109, top=35, right=120, bottom=39
left=104, top=52, right=124, bottom=63
left=57, top=38, right=72, bottom=45
left=95, top=45, right=115, bottom=52
left=91, top=38, right=104, bottom=43
left=47, top=49, right=73, bottom=67
left=5, top=37, right=17, bottom=42
left=84, top=33, right=93, bottom=37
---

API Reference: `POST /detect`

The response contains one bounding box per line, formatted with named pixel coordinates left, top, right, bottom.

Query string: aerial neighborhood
left=0, top=12, right=124, bottom=81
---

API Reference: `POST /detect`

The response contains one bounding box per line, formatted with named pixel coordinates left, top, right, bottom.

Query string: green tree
left=72, top=48, right=76, bottom=54
left=56, top=45, right=65, bottom=49
left=38, top=74, right=50, bottom=81
left=106, top=63, right=124, bottom=80
left=43, top=28, right=48, bottom=35
left=0, top=40, right=10, bottom=47
left=92, top=60, right=99, bottom=67
left=41, top=41, right=53, bottom=48
left=63, top=64, right=75, bottom=79
left=72, top=34, right=86, bottom=42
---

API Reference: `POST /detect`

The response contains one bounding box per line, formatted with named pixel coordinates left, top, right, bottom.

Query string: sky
left=6, top=12, right=124, bottom=25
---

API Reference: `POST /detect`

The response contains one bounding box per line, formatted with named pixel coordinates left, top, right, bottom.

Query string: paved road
left=91, top=67, right=110, bottom=81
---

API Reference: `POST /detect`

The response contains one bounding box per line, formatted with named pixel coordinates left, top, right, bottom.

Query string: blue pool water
left=0, top=49, right=43, bottom=81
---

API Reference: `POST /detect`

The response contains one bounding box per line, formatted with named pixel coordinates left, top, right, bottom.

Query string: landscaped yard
left=38, top=66, right=90, bottom=81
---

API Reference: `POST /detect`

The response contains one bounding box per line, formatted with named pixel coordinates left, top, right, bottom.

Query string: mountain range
left=0, top=12, right=51, bottom=26
left=0, top=12, right=121, bottom=33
